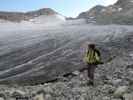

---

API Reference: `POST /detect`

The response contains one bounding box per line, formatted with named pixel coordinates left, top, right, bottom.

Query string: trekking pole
left=105, top=55, right=117, bottom=63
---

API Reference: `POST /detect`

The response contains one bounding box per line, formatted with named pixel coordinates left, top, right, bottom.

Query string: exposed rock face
left=78, top=5, right=106, bottom=19
left=115, top=0, right=133, bottom=9
left=26, top=8, right=57, bottom=16
left=0, top=8, right=57, bottom=22
left=78, top=0, right=133, bottom=24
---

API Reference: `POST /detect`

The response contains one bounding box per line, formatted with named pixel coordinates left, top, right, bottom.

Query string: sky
left=0, top=0, right=118, bottom=17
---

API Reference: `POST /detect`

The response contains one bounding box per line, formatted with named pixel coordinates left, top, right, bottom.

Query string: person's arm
left=95, top=49, right=104, bottom=64
left=95, top=49, right=101, bottom=57
left=83, top=50, right=89, bottom=63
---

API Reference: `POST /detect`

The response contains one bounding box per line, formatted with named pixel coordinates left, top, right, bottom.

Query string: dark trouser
left=87, top=64, right=97, bottom=82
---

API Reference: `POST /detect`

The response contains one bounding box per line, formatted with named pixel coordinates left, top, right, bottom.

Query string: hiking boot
left=87, top=81, right=94, bottom=86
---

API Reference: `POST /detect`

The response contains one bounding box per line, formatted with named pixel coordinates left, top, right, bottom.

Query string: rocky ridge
left=78, top=0, right=133, bottom=24
left=0, top=8, right=58, bottom=22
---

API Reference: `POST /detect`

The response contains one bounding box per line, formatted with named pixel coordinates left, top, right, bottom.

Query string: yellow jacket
left=84, top=49, right=101, bottom=64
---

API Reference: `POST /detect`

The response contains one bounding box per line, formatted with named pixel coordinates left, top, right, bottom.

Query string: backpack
left=84, top=49, right=102, bottom=64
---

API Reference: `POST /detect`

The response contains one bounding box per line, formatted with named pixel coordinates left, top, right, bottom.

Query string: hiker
left=84, top=43, right=103, bottom=86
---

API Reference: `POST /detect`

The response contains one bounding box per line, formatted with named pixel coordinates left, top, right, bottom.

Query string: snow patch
left=118, top=8, right=123, bottom=12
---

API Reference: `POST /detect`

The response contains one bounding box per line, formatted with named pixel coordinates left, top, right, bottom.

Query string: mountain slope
left=78, top=0, right=133, bottom=25
left=0, top=8, right=60, bottom=22
left=0, top=8, right=66, bottom=28
left=0, top=25, right=133, bottom=85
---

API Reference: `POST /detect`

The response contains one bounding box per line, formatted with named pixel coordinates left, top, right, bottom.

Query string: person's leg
left=87, top=64, right=92, bottom=79
left=87, top=64, right=96, bottom=85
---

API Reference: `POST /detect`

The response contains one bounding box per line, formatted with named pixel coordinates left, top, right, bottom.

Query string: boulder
left=33, top=93, right=44, bottom=100
left=45, top=94, right=53, bottom=100
left=11, top=90, right=26, bottom=98
left=0, top=97, right=4, bottom=100
left=0, top=93, right=7, bottom=100
left=72, top=71, right=80, bottom=76
left=114, top=86, right=129, bottom=98
left=43, top=86, right=53, bottom=94
left=123, top=93, right=133, bottom=100
left=111, top=79, right=122, bottom=86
